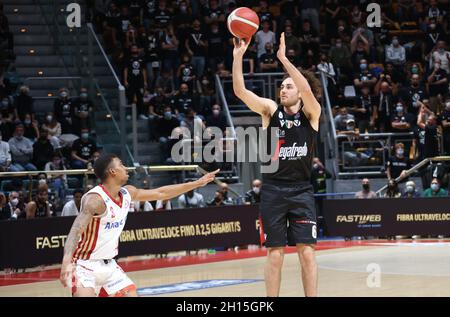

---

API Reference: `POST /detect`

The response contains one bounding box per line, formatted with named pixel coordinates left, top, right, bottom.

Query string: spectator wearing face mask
left=32, top=129, right=54, bottom=170
left=440, top=99, right=450, bottom=155
left=390, top=102, right=414, bottom=151
left=178, top=189, right=205, bottom=209
left=399, top=73, right=427, bottom=116
left=354, top=178, right=377, bottom=199
left=245, top=179, right=261, bottom=205
left=386, top=143, right=411, bottom=181
left=155, top=105, right=180, bottom=162
left=402, top=180, right=420, bottom=198
left=177, top=53, right=196, bottom=92
left=61, top=189, right=83, bottom=216
left=205, top=104, right=228, bottom=132
left=0, top=192, right=23, bottom=220
left=71, top=128, right=97, bottom=169
left=23, top=113, right=39, bottom=141
left=0, top=131, right=11, bottom=172
left=423, top=178, right=448, bottom=197
left=41, top=112, right=63, bottom=149
left=385, top=36, right=406, bottom=67
left=8, top=123, right=37, bottom=172
left=53, top=88, right=74, bottom=134
left=72, top=88, right=94, bottom=135
left=354, top=59, right=376, bottom=89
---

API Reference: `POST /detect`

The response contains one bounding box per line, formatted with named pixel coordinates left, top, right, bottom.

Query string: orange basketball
left=227, top=7, right=260, bottom=40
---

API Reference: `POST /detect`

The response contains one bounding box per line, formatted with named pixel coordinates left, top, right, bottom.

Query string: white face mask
left=39, top=179, right=47, bottom=185
left=253, top=187, right=260, bottom=194
left=10, top=198, right=19, bottom=206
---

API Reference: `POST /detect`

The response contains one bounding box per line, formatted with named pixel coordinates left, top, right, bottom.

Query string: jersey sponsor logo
left=104, top=219, right=125, bottom=230
left=279, top=119, right=301, bottom=129
left=276, top=128, right=285, bottom=138
left=278, top=142, right=308, bottom=160
left=110, top=206, right=116, bottom=218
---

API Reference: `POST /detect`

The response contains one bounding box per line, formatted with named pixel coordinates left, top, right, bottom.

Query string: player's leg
left=72, top=260, right=99, bottom=297
left=264, top=247, right=285, bottom=297
left=260, top=183, right=289, bottom=297
left=103, top=260, right=138, bottom=297
left=287, top=185, right=318, bottom=296
left=296, top=244, right=317, bottom=297
left=73, top=286, right=97, bottom=297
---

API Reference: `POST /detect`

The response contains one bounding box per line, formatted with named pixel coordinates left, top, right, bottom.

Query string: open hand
left=277, top=32, right=286, bottom=61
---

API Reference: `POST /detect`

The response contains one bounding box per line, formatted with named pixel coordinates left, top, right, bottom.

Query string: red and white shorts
left=74, top=259, right=134, bottom=296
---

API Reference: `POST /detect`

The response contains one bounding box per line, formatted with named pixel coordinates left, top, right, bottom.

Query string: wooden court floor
left=1, top=239, right=450, bottom=297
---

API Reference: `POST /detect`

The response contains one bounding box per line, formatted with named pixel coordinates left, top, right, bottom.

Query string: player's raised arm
left=232, top=38, right=277, bottom=118
left=277, top=32, right=321, bottom=130
left=60, top=194, right=105, bottom=287
left=126, top=169, right=219, bottom=202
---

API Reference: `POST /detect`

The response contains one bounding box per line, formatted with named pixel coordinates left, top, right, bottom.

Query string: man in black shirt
left=259, top=42, right=279, bottom=73
left=203, top=0, right=225, bottom=27
left=207, top=22, right=226, bottom=73
left=399, top=74, right=427, bottom=116
left=244, top=179, right=261, bottom=205
left=386, top=143, right=411, bottom=181
left=124, top=45, right=148, bottom=119
left=205, top=104, right=228, bottom=132
left=441, top=100, right=450, bottom=155
left=171, top=83, right=196, bottom=119
left=353, top=59, right=377, bottom=89
left=72, top=87, right=94, bottom=136
left=186, top=19, right=208, bottom=77
left=32, top=129, right=54, bottom=170
left=427, top=60, right=448, bottom=97
left=152, top=0, right=172, bottom=29
left=53, top=88, right=74, bottom=134
left=71, top=128, right=97, bottom=169
left=155, top=105, right=180, bottom=162
left=14, top=85, right=34, bottom=122
left=352, top=85, right=375, bottom=133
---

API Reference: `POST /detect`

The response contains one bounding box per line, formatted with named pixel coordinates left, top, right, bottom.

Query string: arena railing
left=35, top=0, right=135, bottom=166
left=375, top=155, right=450, bottom=196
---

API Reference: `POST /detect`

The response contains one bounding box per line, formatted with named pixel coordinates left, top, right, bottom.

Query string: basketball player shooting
left=59, top=153, right=219, bottom=297
left=232, top=33, right=321, bottom=297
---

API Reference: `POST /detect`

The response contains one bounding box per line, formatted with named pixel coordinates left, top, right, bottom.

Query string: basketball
left=227, top=7, right=260, bottom=40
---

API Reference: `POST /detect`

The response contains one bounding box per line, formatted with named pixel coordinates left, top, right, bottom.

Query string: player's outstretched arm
left=127, top=169, right=220, bottom=202
left=232, top=38, right=277, bottom=117
left=60, top=194, right=105, bottom=287
left=277, top=32, right=321, bottom=130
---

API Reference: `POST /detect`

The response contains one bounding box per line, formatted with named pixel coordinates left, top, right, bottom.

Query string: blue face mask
left=360, top=63, right=367, bottom=70
left=396, top=106, right=403, bottom=113
left=81, top=133, right=89, bottom=140
left=431, top=183, right=439, bottom=191
left=164, top=111, right=172, bottom=119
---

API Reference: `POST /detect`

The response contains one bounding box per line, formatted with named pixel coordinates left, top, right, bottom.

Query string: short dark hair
left=94, top=153, right=118, bottom=181
left=73, top=188, right=84, bottom=196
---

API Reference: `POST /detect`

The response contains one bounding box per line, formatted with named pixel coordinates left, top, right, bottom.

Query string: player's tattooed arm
left=62, top=194, right=105, bottom=264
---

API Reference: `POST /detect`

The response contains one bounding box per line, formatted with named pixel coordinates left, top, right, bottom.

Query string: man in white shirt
left=255, top=20, right=276, bottom=59
left=178, top=190, right=205, bottom=208
left=385, top=36, right=406, bottom=66
left=432, top=40, right=449, bottom=74
left=61, top=189, right=83, bottom=216
left=0, top=132, right=11, bottom=172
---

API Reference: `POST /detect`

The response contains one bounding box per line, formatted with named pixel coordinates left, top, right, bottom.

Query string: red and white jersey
left=73, top=184, right=131, bottom=260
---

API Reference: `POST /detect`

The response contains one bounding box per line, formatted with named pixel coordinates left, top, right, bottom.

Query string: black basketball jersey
left=34, top=201, right=47, bottom=218
left=262, top=105, right=317, bottom=183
